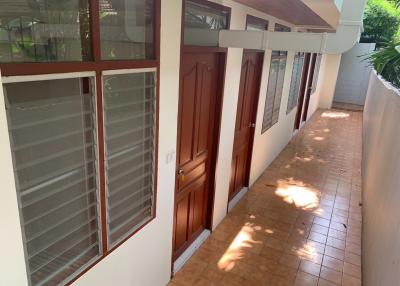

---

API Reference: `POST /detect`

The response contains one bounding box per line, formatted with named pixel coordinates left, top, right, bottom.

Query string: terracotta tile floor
left=169, top=109, right=363, bottom=286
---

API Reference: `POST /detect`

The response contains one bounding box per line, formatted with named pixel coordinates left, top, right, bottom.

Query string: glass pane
left=4, top=77, right=101, bottom=286
left=100, top=0, right=155, bottom=60
left=103, top=71, right=156, bottom=248
left=275, top=23, right=291, bottom=32
left=311, top=54, right=322, bottom=94
left=262, top=58, right=279, bottom=132
left=0, top=0, right=91, bottom=63
left=272, top=55, right=287, bottom=125
left=287, top=53, right=305, bottom=113
left=184, top=0, right=229, bottom=46
left=246, top=16, right=268, bottom=31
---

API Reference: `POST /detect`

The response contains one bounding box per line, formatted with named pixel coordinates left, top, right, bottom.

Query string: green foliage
left=361, top=0, right=400, bottom=47
left=366, top=41, right=400, bottom=87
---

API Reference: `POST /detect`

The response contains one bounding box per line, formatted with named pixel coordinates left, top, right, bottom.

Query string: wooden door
left=294, top=53, right=312, bottom=130
left=173, top=51, right=224, bottom=260
left=302, top=53, right=317, bottom=123
left=229, top=51, right=264, bottom=201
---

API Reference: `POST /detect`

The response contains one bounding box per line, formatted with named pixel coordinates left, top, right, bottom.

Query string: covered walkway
left=170, top=109, right=362, bottom=286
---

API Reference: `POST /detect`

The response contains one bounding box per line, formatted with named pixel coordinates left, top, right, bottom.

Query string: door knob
left=249, top=123, right=256, bottom=128
left=178, top=168, right=185, bottom=182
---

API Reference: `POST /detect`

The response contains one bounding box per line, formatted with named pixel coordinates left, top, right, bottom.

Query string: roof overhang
left=232, top=0, right=341, bottom=30
left=221, top=0, right=367, bottom=55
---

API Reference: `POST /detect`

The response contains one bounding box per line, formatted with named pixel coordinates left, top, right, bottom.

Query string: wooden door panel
left=174, top=193, right=191, bottom=252
left=174, top=51, right=223, bottom=259
left=179, top=65, right=197, bottom=166
left=177, top=158, right=206, bottom=191
left=190, top=175, right=207, bottom=235
left=229, top=51, right=264, bottom=201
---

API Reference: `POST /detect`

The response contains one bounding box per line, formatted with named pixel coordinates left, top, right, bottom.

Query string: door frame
left=172, top=47, right=227, bottom=264
left=171, top=0, right=229, bottom=268
left=302, top=53, right=317, bottom=123
left=228, top=49, right=264, bottom=202
left=294, top=53, right=312, bottom=130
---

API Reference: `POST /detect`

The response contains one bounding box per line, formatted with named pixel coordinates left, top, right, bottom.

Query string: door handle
left=178, top=168, right=186, bottom=182
left=249, top=123, right=256, bottom=128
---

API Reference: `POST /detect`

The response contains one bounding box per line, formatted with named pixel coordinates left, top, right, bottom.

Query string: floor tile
left=170, top=110, right=363, bottom=286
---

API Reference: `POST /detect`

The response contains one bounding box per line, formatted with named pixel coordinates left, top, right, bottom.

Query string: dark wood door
left=302, top=53, right=318, bottom=123
left=294, top=53, right=312, bottom=130
left=173, top=51, right=224, bottom=260
left=229, top=51, right=264, bottom=201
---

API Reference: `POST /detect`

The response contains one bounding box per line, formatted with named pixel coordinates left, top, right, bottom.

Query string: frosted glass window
left=287, top=52, right=305, bottom=113
left=0, top=0, right=91, bottom=63
left=100, top=0, right=155, bottom=60
left=262, top=51, right=287, bottom=133
left=184, top=0, right=230, bottom=46
left=4, top=77, right=101, bottom=286
left=103, top=71, right=156, bottom=248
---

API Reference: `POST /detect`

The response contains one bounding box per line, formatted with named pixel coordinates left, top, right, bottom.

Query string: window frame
left=287, top=52, right=305, bottom=114
left=0, top=0, right=161, bottom=285
left=101, top=67, right=157, bottom=250
left=261, top=51, right=287, bottom=134
left=246, top=15, right=269, bottom=31
left=275, top=23, right=291, bottom=32
left=311, top=53, right=322, bottom=94
left=182, top=0, right=231, bottom=48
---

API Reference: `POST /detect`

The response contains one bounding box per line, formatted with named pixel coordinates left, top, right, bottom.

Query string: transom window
left=275, top=23, right=291, bottom=32
left=184, top=0, right=230, bottom=46
left=0, top=1, right=160, bottom=286
left=0, top=0, right=92, bottom=63
left=246, top=15, right=268, bottom=31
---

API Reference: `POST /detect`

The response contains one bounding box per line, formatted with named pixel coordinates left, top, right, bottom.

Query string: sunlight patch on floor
left=217, top=224, right=260, bottom=272
left=321, top=111, right=350, bottom=118
left=275, top=181, right=319, bottom=210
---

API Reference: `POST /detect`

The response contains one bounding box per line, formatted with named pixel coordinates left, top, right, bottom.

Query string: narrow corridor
left=170, top=109, right=363, bottom=286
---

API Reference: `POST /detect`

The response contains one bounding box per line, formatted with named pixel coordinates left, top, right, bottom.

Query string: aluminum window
left=262, top=51, right=287, bottom=133
left=311, top=54, right=322, bottom=94
left=0, top=0, right=160, bottom=285
left=3, top=74, right=101, bottom=286
left=287, top=52, right=305, bottom=113
left=103, top=69, right=157, bottom=248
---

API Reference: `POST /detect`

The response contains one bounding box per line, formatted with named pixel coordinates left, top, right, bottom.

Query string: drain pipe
left=219, top=0, right=367, bottom=54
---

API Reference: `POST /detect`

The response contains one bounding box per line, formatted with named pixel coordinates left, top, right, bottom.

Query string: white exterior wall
left=334, top=43, right=375, bottom=105
left=0, top=1, right=344, bottom=286
left=315, top=54, right=342, bottom=109
left=362, top=71, right=400, bottom=286
left=249, top=51, right=297, bottom=185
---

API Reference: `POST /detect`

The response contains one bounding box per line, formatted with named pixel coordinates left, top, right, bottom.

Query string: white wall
left=362, top=71, right=400, bottom=286
left=317, top=54, right=342, bottom=108
left=206, top=0, right=296, bottom=228
left=249, top=51, right=298, bottom=185
left=334, top=43, right=375, bottom=105
left=307, top=53, right=342, bottom=115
